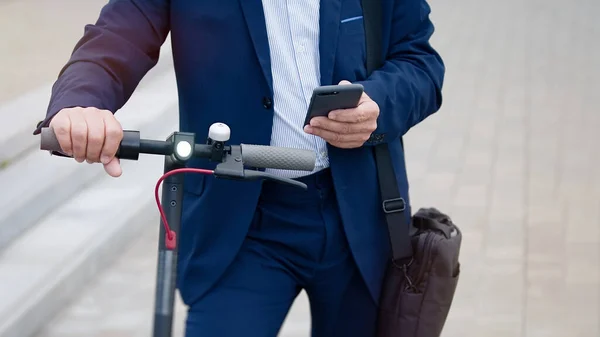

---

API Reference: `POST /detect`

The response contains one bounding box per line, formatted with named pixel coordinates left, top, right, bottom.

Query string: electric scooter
left=39, top=122, right=316, bottom=337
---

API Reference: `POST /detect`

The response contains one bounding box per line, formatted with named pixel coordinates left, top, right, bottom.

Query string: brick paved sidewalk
left=35, top=0, right=600, bottom=336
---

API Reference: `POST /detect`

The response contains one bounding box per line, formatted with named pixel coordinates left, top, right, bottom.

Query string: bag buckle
left=382, top=197, right=406, bottom=214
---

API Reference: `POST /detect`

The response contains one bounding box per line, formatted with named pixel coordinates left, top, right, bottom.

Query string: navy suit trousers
left=184, top=169, right=377, bottom=337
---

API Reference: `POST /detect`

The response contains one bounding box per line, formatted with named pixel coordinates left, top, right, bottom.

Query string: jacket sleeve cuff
left=358, top=78, right=397, bottom=146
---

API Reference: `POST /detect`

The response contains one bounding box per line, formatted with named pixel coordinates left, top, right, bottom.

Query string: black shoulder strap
left=362, top=0, right=413, bottom=261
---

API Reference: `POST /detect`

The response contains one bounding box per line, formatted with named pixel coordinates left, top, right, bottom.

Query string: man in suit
left=34, top=0, right=444, bottom=335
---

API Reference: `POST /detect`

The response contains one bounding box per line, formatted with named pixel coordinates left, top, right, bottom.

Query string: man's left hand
left=304, top=80, right=379, bottom=149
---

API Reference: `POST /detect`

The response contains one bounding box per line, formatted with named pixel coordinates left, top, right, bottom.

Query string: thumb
left=103, top=157, right=122, bottom=177
left=338, top=80, right=352, bottom=85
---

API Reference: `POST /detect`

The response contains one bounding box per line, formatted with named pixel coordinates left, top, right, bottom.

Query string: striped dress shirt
left=261, top=0, right=329, bottom=178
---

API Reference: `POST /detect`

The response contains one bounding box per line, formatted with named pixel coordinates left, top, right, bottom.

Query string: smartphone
left=303, top=84, right=364, bottom=126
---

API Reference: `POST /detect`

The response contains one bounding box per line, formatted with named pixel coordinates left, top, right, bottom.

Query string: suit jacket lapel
left=319, top=0, right=343, bottom=86
left=238, top=0, right=273, bottom=93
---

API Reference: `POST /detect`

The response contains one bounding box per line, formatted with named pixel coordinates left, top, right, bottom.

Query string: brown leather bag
left=376, top=208, right=461, bottom=337
left=361, top=1, right=462, bottom=336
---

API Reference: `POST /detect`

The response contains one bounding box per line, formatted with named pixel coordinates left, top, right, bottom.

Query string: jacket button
left=262, top=97, right=273, bottom=109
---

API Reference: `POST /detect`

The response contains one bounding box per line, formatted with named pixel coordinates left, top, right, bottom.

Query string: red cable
left=154, top=168, right=214, bottom=250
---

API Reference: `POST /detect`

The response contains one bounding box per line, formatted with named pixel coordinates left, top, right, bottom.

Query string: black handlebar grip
left=39, top=127, right=142, bottom=159
left=40, top=127, right=63, bottom=152
left=240, top=144, right=316, bottom=171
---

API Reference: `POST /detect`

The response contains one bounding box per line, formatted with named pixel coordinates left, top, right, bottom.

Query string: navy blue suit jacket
left=34, top=0, right=444, bottom=306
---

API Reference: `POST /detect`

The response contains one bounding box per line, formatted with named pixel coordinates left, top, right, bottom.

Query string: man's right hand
left=49, top=107, right=124, bottom=177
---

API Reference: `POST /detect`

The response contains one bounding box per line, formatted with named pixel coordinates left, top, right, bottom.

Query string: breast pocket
left=336, top=15, right=367, bottom=80
left=340, top=16, right=364, bottom=35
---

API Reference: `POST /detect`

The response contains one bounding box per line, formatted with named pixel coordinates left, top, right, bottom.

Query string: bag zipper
left=414, top=232, right=436, bottom=289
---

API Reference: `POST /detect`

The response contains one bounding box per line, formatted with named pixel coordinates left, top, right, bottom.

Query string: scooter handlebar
left=39, top=127, right=316, bottom=172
